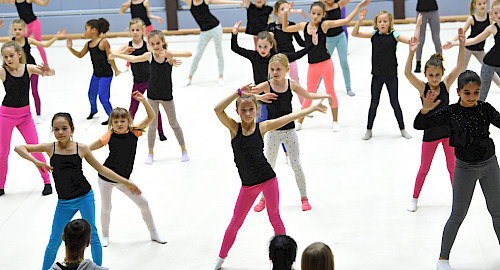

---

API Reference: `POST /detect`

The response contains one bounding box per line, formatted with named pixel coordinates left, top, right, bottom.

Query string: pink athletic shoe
left=302, top=199, right=311, bottom=211
left=253, top=200, right=266, bottom=212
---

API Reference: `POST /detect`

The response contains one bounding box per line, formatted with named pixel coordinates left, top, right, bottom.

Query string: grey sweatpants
left=463, top=48, right=500, bottom=86
left=479, top=63, right=500, bottom=101
left=147, top=98, right=185, bottom=149
left=416, top=10, right=442, bottom=61
left=189, top=24, right=224, bottom=77
left=439, top=155, right=500, bottom=259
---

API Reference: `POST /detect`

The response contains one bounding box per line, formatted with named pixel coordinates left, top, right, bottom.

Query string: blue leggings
left=88, top=75, right=113, bottom=118
left=42, top=190, right=102, bottom=270
left=317, top=34, right=351, bottom=91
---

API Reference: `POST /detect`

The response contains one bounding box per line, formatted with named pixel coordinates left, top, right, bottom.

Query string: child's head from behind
left=148, top=30, right=167, bottom=51
left=424, top=53, right=445, bottom=87
left=51, top=113, right=75, bottom=142
left=236, top=95, right=259, bottom=123
left=269, top=235, right=297, bottom=270
left=10, top=19, right=26, bottom=38
left=268, top=53, right=290, bottom=80
left=309, top=1, right=326, bottom=24
left=1, top=40, right=26, bottom=68
left=62, top=219, right=91, bottom=256
left=470, top=0, right=488, bottom=15
left=373, top=11, right=394, bottom=33
left=257, top=31, right=277, bottom=57
left=301, top=242, right=334, bottom=270
left=457, top=70, right=481, bottom=107
left=129, top=18, right=146, bottom=40
left=85, top=18, right=110, bottom=38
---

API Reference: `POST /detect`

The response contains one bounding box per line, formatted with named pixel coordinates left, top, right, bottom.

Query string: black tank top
left=266, top=80, right=294, bottom=130
left=245, top=3, right=273, bottom=35
left=304, top=22, right=330, bottom=64
left=190, top=0, right=219, bottom=31
left=129, top=40, right=150, bottom=83
left=324, top=5, right=343, bottom=37
left=130, top=0, right=152, bottom=27
left=148, top=52, right=173, bottom=101
left=99, top=131, right=139, bottom=183
left=13, top=37, right=36, bottom=65
left=50, top=142, right=92, bottom=200
left=88, top=39, right=113, bottom=77
left=2, top=65, right=30, bottom=108
left=467, top=14, right=490, bottom=51
left=484, top=23, right=500, bottom=68
left=416, top=0, right=438, bottom=12
left=421, top=82, right=450, bottom=142
left=371, top=31, right=398, bottom=76
left=231, top=123, right=276, bottom=186
left=267, top=22, right=302, bottom=53
left=15, top=1, right=36, bottom=24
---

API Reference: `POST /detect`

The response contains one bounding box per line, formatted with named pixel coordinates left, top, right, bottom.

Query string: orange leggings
left=301, top=59, right=338, bottom=109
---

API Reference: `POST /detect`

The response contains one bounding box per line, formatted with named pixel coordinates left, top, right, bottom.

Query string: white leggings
left=189, top=24, right=224, bottom=77
left=98, top=177, right=156, bottom=237
left=262, top=129, right=307, bottom=199
left=463, top=48, right=500, bottom=86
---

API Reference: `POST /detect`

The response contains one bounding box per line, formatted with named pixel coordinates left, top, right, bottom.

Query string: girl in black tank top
left=14, top=113, right=140, bottom=269
left=404, top=30, right=466, bottom=212
left=119, top=0, right=163, bottom=28
left=211, top=84, right=325, bottom=269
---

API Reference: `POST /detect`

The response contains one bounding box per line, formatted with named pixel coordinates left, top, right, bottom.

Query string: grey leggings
left=189, top=24, right=224, bottom=77
left=416, top=10, right=442, bottom=61
left=439, top=155, right=500, bottom=259
left=463, top=49, right=500, bottom=86
left=147, top=98, right=185, bottom=149
left=479, top=63, right=500, bottom=101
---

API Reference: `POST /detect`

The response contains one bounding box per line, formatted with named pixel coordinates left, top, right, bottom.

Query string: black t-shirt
left=484, top=24, right=500, bottom=68
left=265, top=80, right=294, bottom=130
left=148, top=52, right=173, bottom=101
left=190, top=0, right=219, bottom=31
left=129, top=40, right=150, bottom=83
left=266, top=22, right=306, bottom=53
left=421, top=82, right=450, bottom=142
left=245, top=3, right=273, bottom=35
left=2, top=65, right=30, bottom=108
left=304, top=22, right=330, bottom=64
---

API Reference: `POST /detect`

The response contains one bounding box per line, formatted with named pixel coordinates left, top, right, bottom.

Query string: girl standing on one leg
left=352, top=8, right=419, bottom=140
left=415, top=70, right=500, bottom=270
left=244, top=0, right=273, bottom=49
left=0, top=41, right=53, bottom=197
left=89, top=91, right=166, bottom=247
left=14, top=112, right=140, bottom=270
left=66, top=18, right=121, bottom=125
left=114, top=18, right=167, bottom=141
left=414, top=0, right=442, bottom=73
left=182, top=0, right=243, bottom=87
left=404, top=28, right=466, bottom=212
left=252, top=54, right=333, bottom=212
left=110, top=30, right=191, bottom=164
left=282, top=0, right=371, bottom=132
left=210, top=86, right=326, bottom=270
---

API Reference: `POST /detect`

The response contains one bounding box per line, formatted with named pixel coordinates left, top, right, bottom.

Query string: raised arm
left=351, top=7, right=372, bottom=38
left=260, top=100, right=326, bottom=134
left=231, top=21, right=256, bottom=59
left=109, top=51, right=151, bottom=63
left=14, top=143, right=53, bottom=173
left=132, top=91, right=156, bottom=130
left=322, top=0, right=371, bottom=31
left=397, top=14, right=422, bottom=45
left=119, top=0, right=131, bottom=15
left=31, top=0, right=50, bottom=7
left=404, top=37, right=425, bottom=92
left=443, top=28, right=466, bottom=89
left=447, top=16, right=473, bottom=43
left=214, top=90, right=242, bottom=137
left=29, top=30, right=67, bottom=48
left=242, top=0, right=250, bottom=8
left=66, top=38, right=89, bottom=58
left=282, top=10, right=306, bottom=33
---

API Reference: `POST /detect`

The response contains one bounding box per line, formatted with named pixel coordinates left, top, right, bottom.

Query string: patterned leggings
left=147, top=98, right=185, bottom=149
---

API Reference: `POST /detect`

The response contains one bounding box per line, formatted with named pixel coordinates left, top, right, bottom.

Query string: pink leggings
left=0, top=106, right=50, bottom=189
left=412, top=138, right=455, bottom=198
left=31, top=74, right=41, bottom=115
left=219, top=177, right=285, bottom=258
left=24, top=19, right=48, bottom=65
left=301, top=59, right=338, bottom=109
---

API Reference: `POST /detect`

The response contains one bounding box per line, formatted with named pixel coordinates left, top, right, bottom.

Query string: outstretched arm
left=322, top=0, right=371, bottom=31
left=231, top=21, right=255, bottom=59
left=351, top=8, right=372, bottom=38
left=28, top=64, right=55, bottom=77
left=404, top=37, right=425, bottom=92
left=291, top=80, right=332, bottom=105
left=66, top=38, right=89, bottom=58
left=109, top=51, right=151, bottom=63
left=132, top=91, right=156, bottom=130
left=29, top=30, right=67, bottom=48
left=260, top=100, right=326, bottom=134
left=443, top=28, right=466, bottom=89
left=444, top=24, right=495, bottom=49
left=282, top=10, right=306, bottom=33
left=14, top=143, right=53, bottom=173
left=31, top=0, right=50, bottom=6
left=210, top=0, right=244, bottom=9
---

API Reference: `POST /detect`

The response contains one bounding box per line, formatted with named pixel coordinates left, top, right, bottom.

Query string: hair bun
left=430, top=53, right=443, bottom=62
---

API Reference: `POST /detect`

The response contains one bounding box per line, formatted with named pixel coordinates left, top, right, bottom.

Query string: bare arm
left=404, top=37, right=425, bottom=93
left=109, top=51, right=151, bottom=63
left=260, top=101, right=325, bottom=134
left=242, top=0, right=250, bottom=8
left=214, top=90, right=241, bottom=138
left=443, top=28, right=466, bottom=89
left=29, top=30, right=67, bottom=48
left=210, top=0, right=244, bottom=7
left=119, top=0, right=131, bottom=15
left=322, top=0, right=370, bottom=31
left=14, top=143, right=53, bottom=173
left=66, top=38, right=89, bottom=58
left=282, top=10, right=306, bottom=33
left=450, top=16, right=473, bottom=42
left=30, top=0, right=50, bottom=6
left=290, top=79, right=331, bottom=102
left=351, top=8, right=372, bottom=38
left=444, top=24, right=495, bottom=48
left=101, top=39, right=121, bottom=76
left=336, top=0, right=351, bottom=8
left=27, top=64, right=55, bottom=76
left=132, top=91, right=156, bottom=130
left=144, top=0, right=163, bottom=24
left=88, top=139, right=105, bottom=151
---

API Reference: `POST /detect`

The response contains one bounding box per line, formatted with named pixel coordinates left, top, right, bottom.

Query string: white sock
left=101, top=236, right=109, bottom=247
left=407, top=198, right=418, bottom=212
left=150, top=230, right=167, bottom=244
left=295, top=123, right=302, bottom=131
left=436, top=259, right=453, bottom=270
left=400, top=129, right=412, bottom=139
left=181, top=151, right=190, bottom=162
left=332, top=121, right=341, bottom=132
left=145, top=154, right=154, bottom=165
left=184, top=78, right=192, bottom=87
left=362, top=130, right=372, bottom=140
left=218, top=78, right=225, bottom=86
left=210, top=257, right=224, bottom=270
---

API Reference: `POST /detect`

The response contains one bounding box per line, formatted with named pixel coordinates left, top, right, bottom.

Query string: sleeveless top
left=484, top=23, right=500, bottom=68
left=148, top=52, right=173, bottom=101
left=50, top=142, right=92, bottom=200
left=266, top=80, right=294, bottom=130
left=98, top=130, right=140, bottom=183
left=88, top=39, right=113, bottom=77
left=2, top=65, right=30, bottom=108
left=304, top=22, right=330, bottom=64
left=416, top=0, right=438, bottom=12
left=13, top=37, right=36, bottom=64
left=190, top=0, right=219, bottom=32
left=231, top=123, right=276, bottom=186
left=467, top=14, right=490, bottom=51
left=266, top=22, right=305, bottom=53
left=324, top=4, right=343, bottom=37
left=245, top=3, right=273, bottom=35
left=421, top=82, right=450, bottom=142
left=371, top=31, right=399, bottom=76
left=15, top=1, right=36, bottom=24
left=130, top=0, right=152, bottom=27
left=129, top=40, right=150, bottom=83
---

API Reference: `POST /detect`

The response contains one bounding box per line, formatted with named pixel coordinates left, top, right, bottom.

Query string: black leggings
left=367, top=75, right=405, bottom=130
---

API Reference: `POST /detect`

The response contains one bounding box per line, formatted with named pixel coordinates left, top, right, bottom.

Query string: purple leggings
left=219, top=177, right=285, bottom=258
left=129, top=82, right=163, bottom=133
left=412, top=138, right=455, bottom=198
left=24, top=19, right=48, bottom=65
left=0, top=106, right=50, bottom=189
left=31, top=74, right=41, bottom=115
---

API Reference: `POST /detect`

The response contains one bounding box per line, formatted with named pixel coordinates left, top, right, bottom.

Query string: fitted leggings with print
left=25, top=19, right=48, bottom=64
left=88, top=75, right=113, bottom=118
left=219, top=177, right=285, bottom=258
left=189, top=24, right=224, bottom=77
left=416, top=10, right=442, bottom=61
left=439, top=156, right=500, bottom=259
left=367, top=75, right=405, bottom=130
left=462, top=49, right=500, bottom=86
left=0, top=106, right=50, bottom=189
left=147, top=98, right=185, bottom=149
left=479, top=63, right=500, bottom=101
left=98, top=177, right=157, bottom=237
left=412, top=138, right=455, bottom=199
left=128, top=82, right=164, bottom=134
left=301, top=59, right=338, bottom=110
left=42, top=190, right=102, bottom=270
left=317, top=34, right=351, bottom=91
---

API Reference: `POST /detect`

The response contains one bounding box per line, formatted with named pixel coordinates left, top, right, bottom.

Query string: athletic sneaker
left=253, top=200, right=266, bottom=212
left=302, top=199, right=312, bottom=211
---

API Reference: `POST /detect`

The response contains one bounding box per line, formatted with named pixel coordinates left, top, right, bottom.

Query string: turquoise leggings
left=317, top=34, right=351, bottom=91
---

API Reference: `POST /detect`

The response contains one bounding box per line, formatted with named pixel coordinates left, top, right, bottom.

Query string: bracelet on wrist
left=237, top=88, right=242, bottom=97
